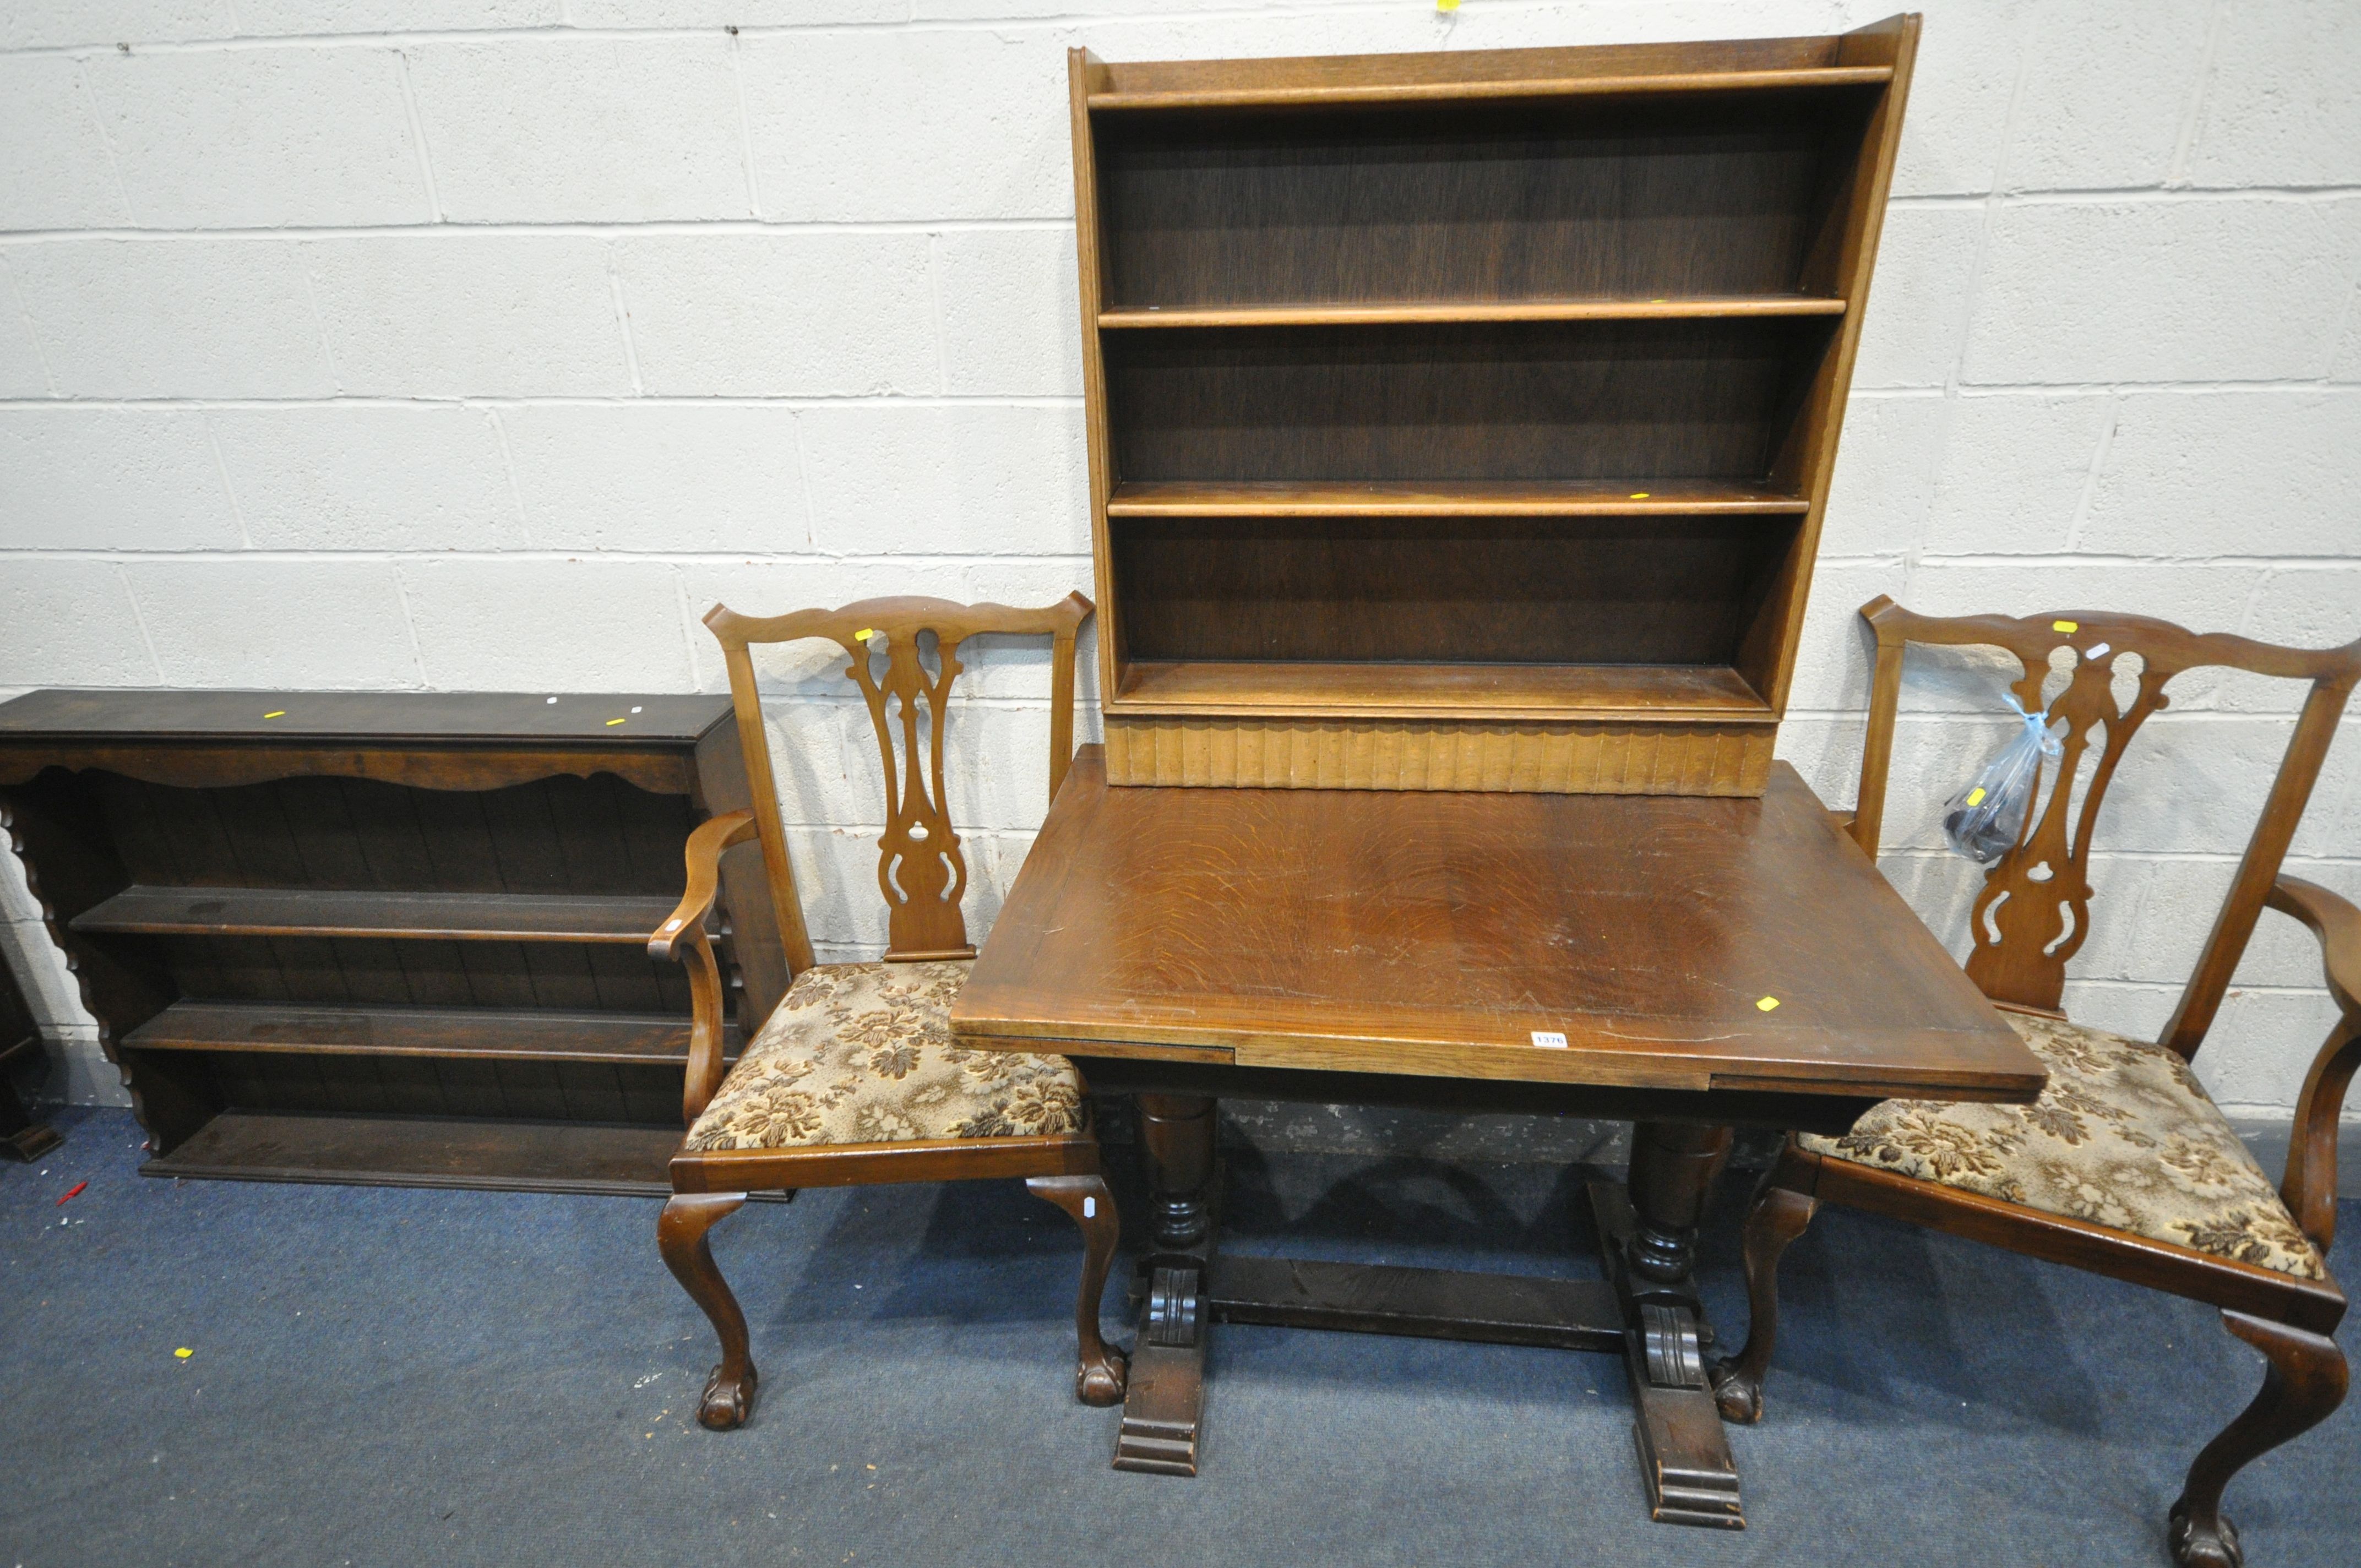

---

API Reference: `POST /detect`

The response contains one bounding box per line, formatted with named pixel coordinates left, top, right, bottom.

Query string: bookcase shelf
left=1069, top=20, right=1920, bottom=794
left=1106, top=480, right=1811, bottom=518
left=1103, top=317, right=1836, bottom=485
left=142, top=1112, right=696, bottom=1197
left=1116, top=661, right=1771, bottom=721
left=1086, top=66, right=1892, bottom=112
left=1098, top=297, right=1848, bottom=329
left=73, top=886, right=690, bottom=945
left=124, top=1000, right=741, bottom=1068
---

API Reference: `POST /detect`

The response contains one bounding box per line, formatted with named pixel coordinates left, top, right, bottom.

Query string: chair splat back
left=703, top=592, right=1093, bottom=973
left=1848, top=595, right=2361, bottom=1052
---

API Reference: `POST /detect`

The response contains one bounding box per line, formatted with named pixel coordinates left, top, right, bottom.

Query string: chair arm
left=650, top=810, right=759, bottom=1126
left=2266, top=874, right=2361, bottom=1257
left=2268, top=875, right=2360, bottom=1018
left=648, top=810, right=759, bottom=962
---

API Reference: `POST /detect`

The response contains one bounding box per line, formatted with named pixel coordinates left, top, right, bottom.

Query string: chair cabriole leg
left=2168, top=1310, right=2347, bottom=1568
left=1029, top=1172, right=1130, bottom=1406
left=658, top=1190, right=757, bottom=1430
left=1707, top=1166, right=1818, bottom=1424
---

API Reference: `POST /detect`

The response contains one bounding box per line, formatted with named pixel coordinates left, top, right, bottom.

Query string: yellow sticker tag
left=855, top=628, right=875, bottom=643
left=1756, top=995, right=1781, bottom=1012
left=175, top=1347, right=193, bottom=1359
left=1629, top=492, right=1651, bottom=499
left=1436, top=0, right=1459, bottom=11
left=262, top=711, right=285, bottom=720
left=1966, top=786, right=1987, bottom=807
left=606, top=717, right=627, bottom=726
left=2052, top=619, right=2079, bottom=634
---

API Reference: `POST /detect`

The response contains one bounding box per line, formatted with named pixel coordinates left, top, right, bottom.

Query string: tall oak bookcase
left=1068, top=17, right=1920, bottom=793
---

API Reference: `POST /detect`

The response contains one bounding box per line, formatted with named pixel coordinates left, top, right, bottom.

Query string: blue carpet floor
left=3, top=1106, right=2355, bottom=1567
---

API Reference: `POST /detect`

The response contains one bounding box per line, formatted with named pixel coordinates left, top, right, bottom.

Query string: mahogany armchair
left=651, top=592, right=1127, bottom=1430
left=1713, top=597, right=2359, bottom=1568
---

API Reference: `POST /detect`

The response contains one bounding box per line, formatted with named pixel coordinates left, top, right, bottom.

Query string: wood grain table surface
left=953, top=747, right=2044, bottom=1104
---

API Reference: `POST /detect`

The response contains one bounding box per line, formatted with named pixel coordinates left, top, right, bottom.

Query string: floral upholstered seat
left=683, top=960, right=1087, bottom=1152
left=1800, top=1011, right=2323, bottom=1280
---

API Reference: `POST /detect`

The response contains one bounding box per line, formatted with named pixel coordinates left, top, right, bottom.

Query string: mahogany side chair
left=650, top=591, right=1127, bottom=1431
left=1712, top=596, right=2360, bottom=1568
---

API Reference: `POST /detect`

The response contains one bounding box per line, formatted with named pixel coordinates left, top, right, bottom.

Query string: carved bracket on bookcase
left=0, top=780, right=182, bottom=1144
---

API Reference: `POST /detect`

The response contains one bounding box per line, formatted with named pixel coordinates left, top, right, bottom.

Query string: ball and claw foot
left=1077, top=1347, right=1129, bottom=1407
left=695, top=1364, right=757, bottom=1431
left=2169, top=1504, right=2241, bottom=1568
left=1707, top=1360, right=1764, bottom=1424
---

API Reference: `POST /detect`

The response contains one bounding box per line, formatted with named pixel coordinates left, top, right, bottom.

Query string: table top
left=952, top=749, right=2044, bottom=1102
left=0, top=690, right=731, bottom=747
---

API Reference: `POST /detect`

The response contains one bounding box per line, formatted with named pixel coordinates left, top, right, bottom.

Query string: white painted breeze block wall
left=0, top=0, right=2355, bottom=1125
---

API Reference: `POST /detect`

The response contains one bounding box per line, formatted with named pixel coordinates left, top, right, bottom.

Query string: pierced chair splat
left=650, top=591, right=1126, bottom=1433
left=1714, top=596, right=2361, bottom=1568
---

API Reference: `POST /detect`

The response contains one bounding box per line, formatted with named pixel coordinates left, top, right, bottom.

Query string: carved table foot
left=1115, top=1254, right=1211, bottom=1475
left=1114, top=1093, right=1218, bottom=1476
left=1592, top=1180, right=1745, bottom=1529
left=1625, top=1300, right=1744, bottom=1528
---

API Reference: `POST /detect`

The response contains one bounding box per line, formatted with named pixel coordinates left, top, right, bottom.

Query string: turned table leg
left=1626, top=1121, right=1736, bottom=1287
left=1114, top=1093, right=1218, bottom=1476
left=1592, top=1120, right=1744, bottom=1529
left=1140, top=1093, right=1215, bottom=1249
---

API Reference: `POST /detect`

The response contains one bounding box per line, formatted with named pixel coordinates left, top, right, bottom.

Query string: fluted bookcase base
left=1102, top=718, right=1774, bottom=795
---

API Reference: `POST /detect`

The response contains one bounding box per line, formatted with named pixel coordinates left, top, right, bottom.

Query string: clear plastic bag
left=1941, top=695, right=2065, bottom=863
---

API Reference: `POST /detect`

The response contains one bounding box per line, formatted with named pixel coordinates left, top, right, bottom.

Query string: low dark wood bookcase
left=0, top=691, right=787, bottom=1195
left=1069, top=18, right=1919, bottom=793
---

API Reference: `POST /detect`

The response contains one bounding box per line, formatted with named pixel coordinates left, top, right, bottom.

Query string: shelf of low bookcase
left=1104, top=480, right=1811, bottom=519
left=1098, top=298, right=1847, bottom=329
left=139, top=1109, right=696, bottom=1196
left=1108, top=661, right=1774, bottom=722
left=72, top=886, right=687, bottom=945
left=123, top=1000, right=740, bottom=1067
